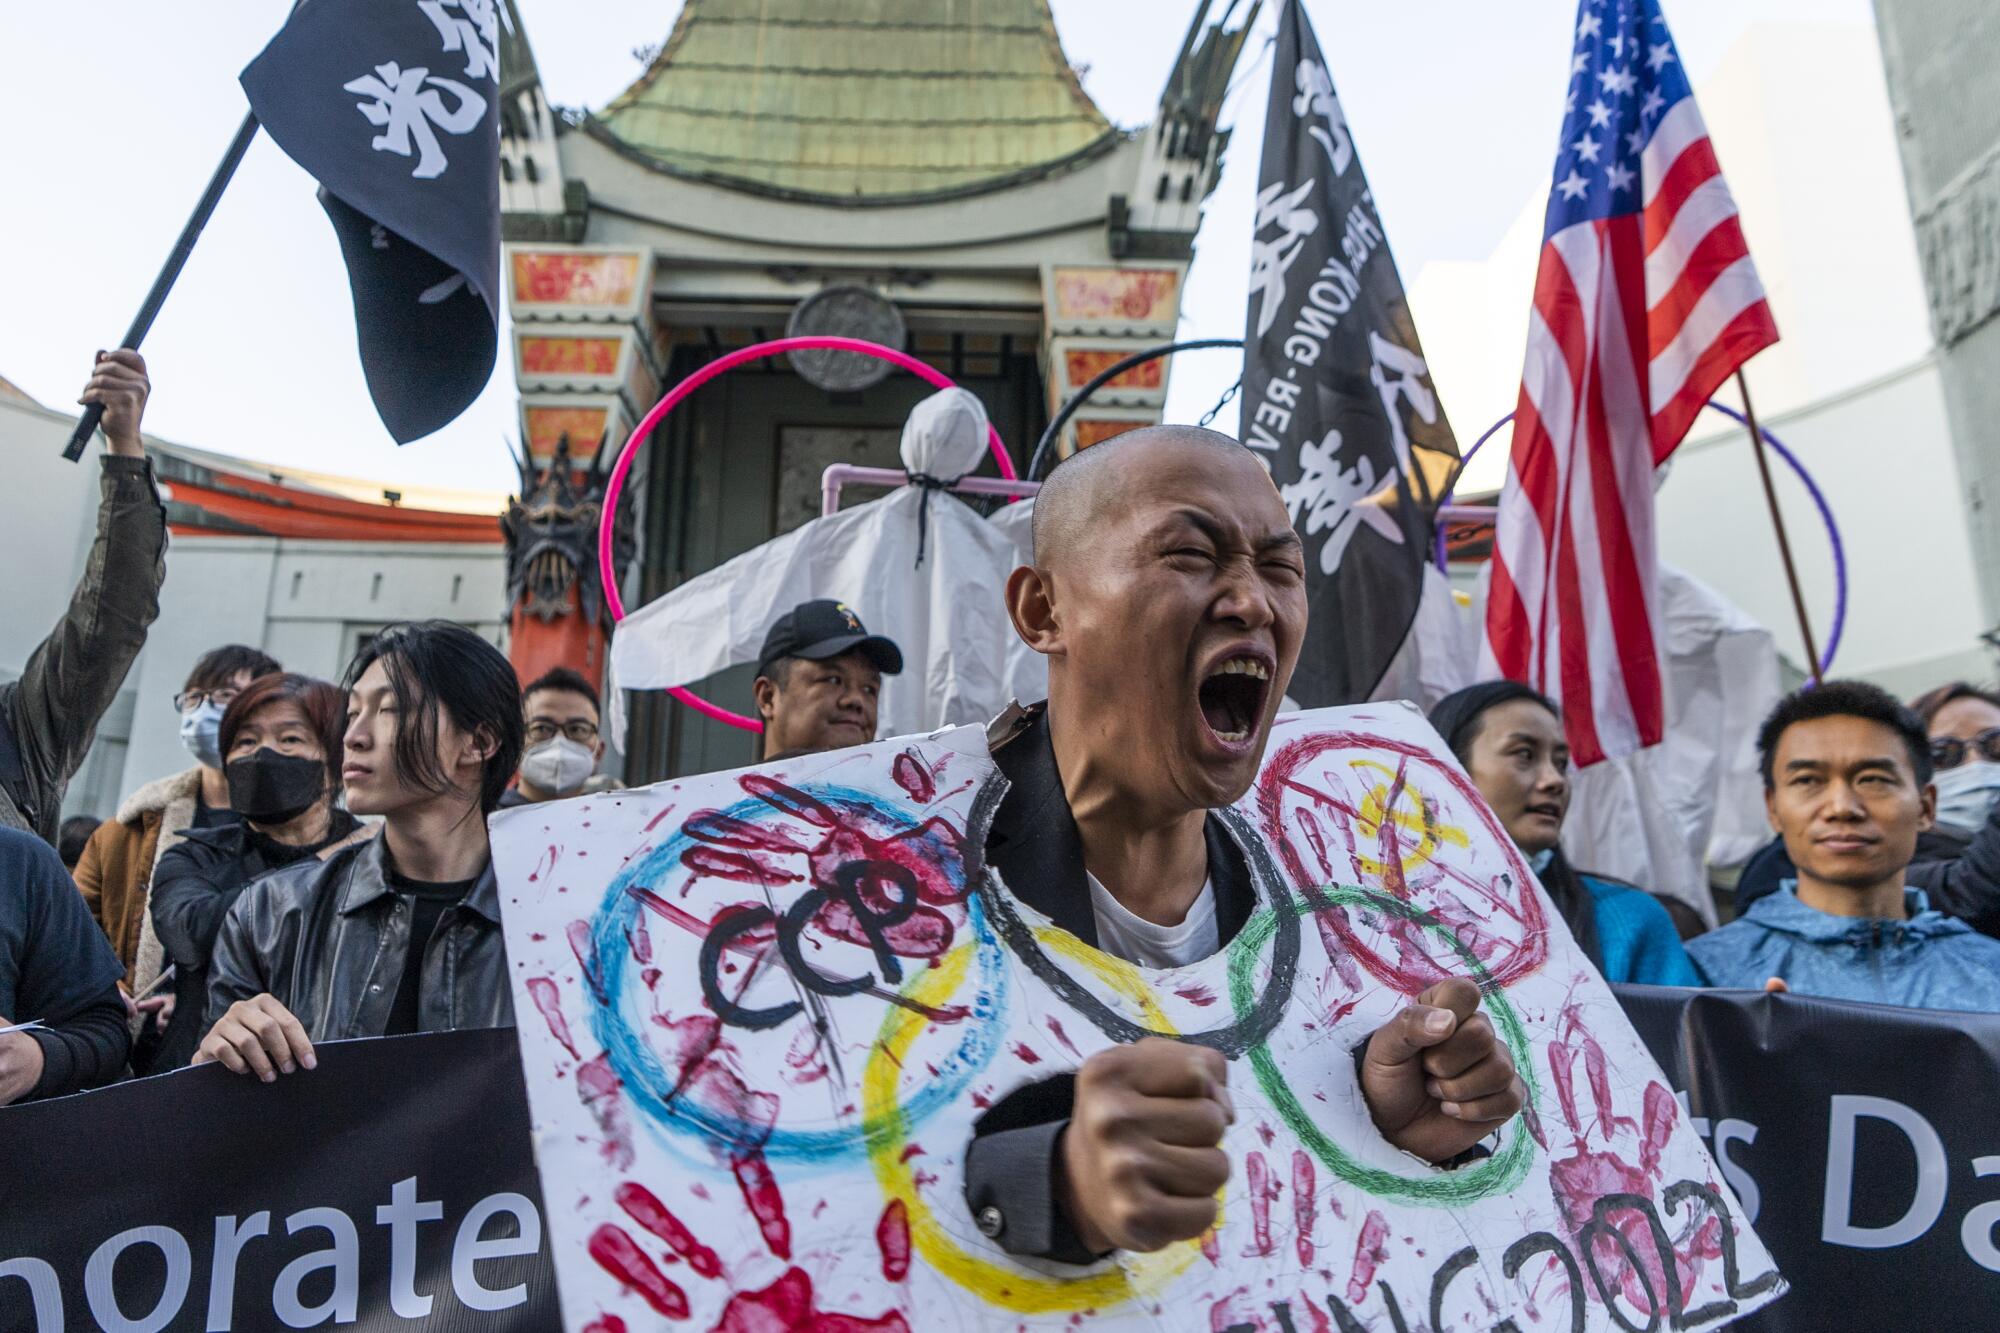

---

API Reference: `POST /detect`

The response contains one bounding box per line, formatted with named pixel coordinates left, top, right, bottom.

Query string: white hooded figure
left=609, top=388, right=1025, bottom=746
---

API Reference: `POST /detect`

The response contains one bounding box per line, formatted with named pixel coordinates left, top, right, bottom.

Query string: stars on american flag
left=1597, top=64, right=1638, bottom=96
left=1549, top=0, right=1686, bottom=223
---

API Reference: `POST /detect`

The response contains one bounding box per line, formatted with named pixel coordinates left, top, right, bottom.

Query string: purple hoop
left=598, top=336, right=1012, bottom=733
left=1440, top=403, right=1847, bottom=676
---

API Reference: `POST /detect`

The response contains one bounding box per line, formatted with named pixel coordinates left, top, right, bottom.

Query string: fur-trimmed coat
left=72, top=767, right=207, bottom=998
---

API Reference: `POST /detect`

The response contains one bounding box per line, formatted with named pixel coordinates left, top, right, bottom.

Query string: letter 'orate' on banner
left=490, top=702, right=1784, bottom=1331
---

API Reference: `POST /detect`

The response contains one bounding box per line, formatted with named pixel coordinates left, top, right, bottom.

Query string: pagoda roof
left=148, top=443, right=505, bottom=544
left=588, top=0, right=1119, bottom=204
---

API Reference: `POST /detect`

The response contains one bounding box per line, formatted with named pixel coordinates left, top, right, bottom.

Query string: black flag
left=241, top=0, right=502, bottom=443
left=1240, top=0, right=1460, bottom=705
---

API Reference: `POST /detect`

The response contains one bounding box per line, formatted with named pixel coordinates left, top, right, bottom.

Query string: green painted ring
left=1226, top=886, right=1541, bottom=1206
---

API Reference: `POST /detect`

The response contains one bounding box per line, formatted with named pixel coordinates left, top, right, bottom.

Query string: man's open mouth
left=1197, top=655, right=1271, bottom=746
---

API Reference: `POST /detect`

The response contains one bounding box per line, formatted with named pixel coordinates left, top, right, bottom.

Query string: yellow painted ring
left=862, top=925, right=1213, bottom=1313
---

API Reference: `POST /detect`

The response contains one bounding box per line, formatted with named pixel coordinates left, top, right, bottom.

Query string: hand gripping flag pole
left=59, top=111, right=261, bottom=461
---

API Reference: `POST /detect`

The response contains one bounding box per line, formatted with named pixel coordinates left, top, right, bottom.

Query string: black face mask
left=225, top=749, right=326, bottom=825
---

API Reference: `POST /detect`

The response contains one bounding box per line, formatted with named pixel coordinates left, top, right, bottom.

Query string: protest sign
left=15, top=996, right=2000, bottom=1330
left=0, top=1029, right=555, bottom=1332
left=491, top=702, right=1781, bottom=1331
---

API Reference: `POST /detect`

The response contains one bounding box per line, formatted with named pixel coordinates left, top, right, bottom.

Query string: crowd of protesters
left=2, top=353, right=1998, bottom=1161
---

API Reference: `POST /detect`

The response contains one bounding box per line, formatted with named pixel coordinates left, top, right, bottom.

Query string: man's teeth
left=1212, top=658, right=1269, bottom=681
left=1214, top=728, right=1249, bottom=743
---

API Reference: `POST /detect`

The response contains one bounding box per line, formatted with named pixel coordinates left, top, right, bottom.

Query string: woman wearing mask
left=147, top=673, right=361, bottom=1071
left=1428, top=682, right=1700, bottom=986
left=73, top=644, right=280, bottom=1044
left=1914, top=683, right=2000, bottom=833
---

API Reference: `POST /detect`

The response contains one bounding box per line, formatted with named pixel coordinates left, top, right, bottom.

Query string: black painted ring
left=973, top=805, right=1301, bottom=1056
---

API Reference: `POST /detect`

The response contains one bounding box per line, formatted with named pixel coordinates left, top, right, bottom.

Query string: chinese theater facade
left=497, top=0, right=1250, bottom=777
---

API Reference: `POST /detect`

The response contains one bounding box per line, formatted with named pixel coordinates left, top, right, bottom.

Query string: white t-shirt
left=1086, top=871, right=1221, bottom=969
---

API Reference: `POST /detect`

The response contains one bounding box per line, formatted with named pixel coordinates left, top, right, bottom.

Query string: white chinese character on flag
left=1248, top=179, right=1320, bottom=338
left=344, top=61, right=486, bottom=180
left=418, top=0, right=503, bottom=81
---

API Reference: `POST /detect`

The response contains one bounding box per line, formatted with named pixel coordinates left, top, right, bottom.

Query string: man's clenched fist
left=1361, top=976, right=1525, bottom=1164
left=1059, top=1037, right=1233, bottom=1255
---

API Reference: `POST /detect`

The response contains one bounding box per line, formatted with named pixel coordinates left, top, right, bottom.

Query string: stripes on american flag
left=1481, top=0, right=1778, bottom=766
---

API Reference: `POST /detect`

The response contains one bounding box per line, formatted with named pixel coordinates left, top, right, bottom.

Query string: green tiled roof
left=591, top=0, right=1117, bottom=201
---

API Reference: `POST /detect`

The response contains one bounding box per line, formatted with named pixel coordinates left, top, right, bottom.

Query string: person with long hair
left=147, top=673, right=361, bottom=1072
left=195, top=622, right=523, bottom=1079
left=1427, top=682, right=1699, bottom=986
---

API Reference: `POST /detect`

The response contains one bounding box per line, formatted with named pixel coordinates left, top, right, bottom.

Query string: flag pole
left=1736, top=369, right=1823, bottom=682
left=60, top=109, right=261, bottom=462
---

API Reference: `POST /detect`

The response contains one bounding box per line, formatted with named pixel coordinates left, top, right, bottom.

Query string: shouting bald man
left=964, top=425, right=1524, bottom=1263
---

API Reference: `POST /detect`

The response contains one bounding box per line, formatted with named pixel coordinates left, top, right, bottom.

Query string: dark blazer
left=963, top=703, right=1258, bottom=1264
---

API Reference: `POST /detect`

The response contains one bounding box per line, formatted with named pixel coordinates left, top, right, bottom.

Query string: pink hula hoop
left=597, top=336, right=1014, bottom=733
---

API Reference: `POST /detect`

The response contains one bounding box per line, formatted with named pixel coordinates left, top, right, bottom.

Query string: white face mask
left=519, top=737, right=596, bottom=798
left=1934, top=760, right=2000, bottom=831
left=179, top=698, right=226, bottom=769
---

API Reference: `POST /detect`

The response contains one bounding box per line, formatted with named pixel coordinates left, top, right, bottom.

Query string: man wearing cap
left=753, top=600, right=905, bottom=763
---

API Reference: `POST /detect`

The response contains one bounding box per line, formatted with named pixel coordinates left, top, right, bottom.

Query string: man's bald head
left=1032, top=425, right=1263, bottom=571
left=1005, top=420, right=1306, bottom=816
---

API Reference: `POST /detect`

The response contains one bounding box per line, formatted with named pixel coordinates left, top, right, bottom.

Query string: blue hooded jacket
left=1687, top=882, right=2000, bottom=1011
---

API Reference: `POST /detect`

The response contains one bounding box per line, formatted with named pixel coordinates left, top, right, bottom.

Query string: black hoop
left=1027, top=337, right=1245, bottom=481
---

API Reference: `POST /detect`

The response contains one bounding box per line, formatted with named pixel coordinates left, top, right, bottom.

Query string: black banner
left=1614, top=985, right=2000, bottom=1332
left=0, top=1030, right=556, bottom=1332
left=1239, top=0, right=1460, bottom=706
left=240, top=0, right=502, bottom=443
left=7, top=1001, right=1997, bottom=1330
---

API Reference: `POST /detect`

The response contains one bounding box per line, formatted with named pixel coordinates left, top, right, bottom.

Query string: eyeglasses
left=173, top=687, right=241, bottom=715
left=1932, top=728, right=2000, bottom=771
left=526, top=720, right=599, bottom=744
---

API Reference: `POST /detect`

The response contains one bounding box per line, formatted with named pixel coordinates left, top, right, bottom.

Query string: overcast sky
left=0, top=0, right=1870, bottom=500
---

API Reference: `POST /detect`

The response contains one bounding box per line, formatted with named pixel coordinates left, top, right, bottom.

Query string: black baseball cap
left=756, top=600, right=904, bottom=678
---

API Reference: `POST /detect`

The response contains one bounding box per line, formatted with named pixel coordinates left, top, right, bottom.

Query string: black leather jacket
left=204, top=835, right=515, bottom=1040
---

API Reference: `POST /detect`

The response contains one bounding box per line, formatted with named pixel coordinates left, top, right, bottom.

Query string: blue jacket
left=1580, top=873, right=1702, bottom=987
left=1687, top=883, right=2000, bottom=1012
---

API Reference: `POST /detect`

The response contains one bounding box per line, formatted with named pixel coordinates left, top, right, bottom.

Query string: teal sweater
left=1578, top=872, right=1701, bottom=986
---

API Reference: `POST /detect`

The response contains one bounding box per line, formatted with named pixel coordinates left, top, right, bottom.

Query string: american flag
left=1482, top=0, right=1777, bottom=766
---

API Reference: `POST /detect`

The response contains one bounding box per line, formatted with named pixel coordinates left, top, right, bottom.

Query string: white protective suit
left=609, top=389, right=1024, bottom=746
left=1462, top=560, right=1783, bottom=922
left=1560, top=564, right=1783, bottom=921
left=1368, top=565, right=1477, bottom=713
